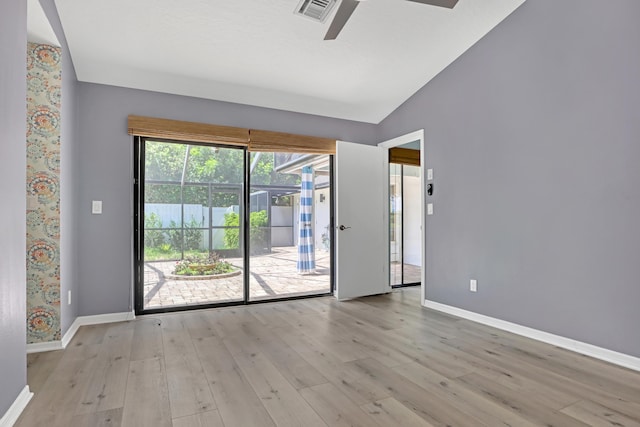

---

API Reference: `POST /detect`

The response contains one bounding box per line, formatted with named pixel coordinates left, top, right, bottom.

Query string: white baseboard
left=61, top=318, right=81, bottom=349
left=27, top=311, right=135, bottom=354
left=0, top=386, right=33, bottom=427
left=25, top=341, right=63, bottom=354
left=423, top=299, right=640, bottom=372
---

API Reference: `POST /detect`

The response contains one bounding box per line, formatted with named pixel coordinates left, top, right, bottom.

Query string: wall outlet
left=427, top=168, right=433, bottom=180
left=68, top=290, right=72, bottom=305
left=470, top=279, right=477, bottom=292
left=427, top=203, right=433, bottom=215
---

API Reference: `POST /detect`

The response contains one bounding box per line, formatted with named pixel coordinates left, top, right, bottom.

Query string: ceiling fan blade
left=324, top=0, right=360, bottom=40
left=405, top=0, right=458, bottom=8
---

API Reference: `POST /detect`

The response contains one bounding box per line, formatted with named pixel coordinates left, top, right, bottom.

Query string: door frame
left=378, top=129, right=426, bottom=303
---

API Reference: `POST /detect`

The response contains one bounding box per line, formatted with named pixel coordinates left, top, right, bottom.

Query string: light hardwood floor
left=17, top=287, right=640, bottom=426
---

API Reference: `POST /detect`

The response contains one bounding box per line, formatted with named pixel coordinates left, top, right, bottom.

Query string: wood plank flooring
left=16, top=288, right=640, bottom=426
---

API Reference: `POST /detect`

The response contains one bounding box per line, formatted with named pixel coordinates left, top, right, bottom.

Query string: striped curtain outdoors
left=297, top=166, right=315, bottom=273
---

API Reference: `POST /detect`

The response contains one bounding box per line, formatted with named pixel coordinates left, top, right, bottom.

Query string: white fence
left=145, top=203, right=294, bottom=249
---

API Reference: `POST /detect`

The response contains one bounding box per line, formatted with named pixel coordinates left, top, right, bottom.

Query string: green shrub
left=223, top=210, right=269, bottom=254
left=223, top=212, right=240, bottom=249
left=144, top=213, right=165, bottom=248
left=184, top=217, right=203, bottom=250
left=249, top=210, right=269, bottom=253
left=166, top=217, right=203, bottom=252
left=168, top=220, right=183, bottom=251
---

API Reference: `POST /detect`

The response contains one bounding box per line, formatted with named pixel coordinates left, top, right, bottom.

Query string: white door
left=335, top=141, right=389, bottom=300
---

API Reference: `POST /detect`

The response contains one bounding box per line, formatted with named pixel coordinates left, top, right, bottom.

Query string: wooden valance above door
left=248, top=129, right=335, bottom=154
left=127, top=115, right=249, bottom=146
left=389, top=147, right=420, bottom=166
left=127, top=115, right=336, bottom=154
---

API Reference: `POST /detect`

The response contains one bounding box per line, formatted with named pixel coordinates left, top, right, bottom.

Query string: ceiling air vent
left=295, top=0, right=337, bottom=23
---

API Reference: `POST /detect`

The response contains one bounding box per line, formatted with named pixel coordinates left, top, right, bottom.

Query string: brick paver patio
left=143, top=246, right=331, bottom=309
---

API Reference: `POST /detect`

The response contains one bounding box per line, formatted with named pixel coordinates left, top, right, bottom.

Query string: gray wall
left=39, top=0, right=81, bottom=337
left=0, top=0, right=28, bottom=415
left=75, top=83, right=378, bottom=315
left=379, top=0, right=640, bottom=357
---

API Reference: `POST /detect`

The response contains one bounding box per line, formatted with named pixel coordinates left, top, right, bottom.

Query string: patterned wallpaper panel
left=26, top=42, right=62, bottom=344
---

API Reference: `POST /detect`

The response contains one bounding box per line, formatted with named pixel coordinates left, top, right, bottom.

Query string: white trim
left=61, top=318, right=81, bottom=349
left=419, top=140, right=426, bottom=303
left=378, top=129, right=426, bottom=301
left=72, top=311, right=136, bottom=327
left=423, top=299, right=640, bottom=372
left=26, top=341, right=62, bottom=354
left=27, top=311, right=135, bottom=354
left=0, top=386, right=33, bottom=427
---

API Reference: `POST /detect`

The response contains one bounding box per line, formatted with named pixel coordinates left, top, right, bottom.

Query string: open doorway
left=390, top=161, right=422, bottom=287
left=378, top=131, right=426, bottom=299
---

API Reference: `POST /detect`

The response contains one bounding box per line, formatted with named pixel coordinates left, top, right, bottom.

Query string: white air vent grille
left=295, top=0, right=337, bottom=23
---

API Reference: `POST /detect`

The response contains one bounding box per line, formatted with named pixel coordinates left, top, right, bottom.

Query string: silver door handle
left=338, top=225, right=351, bottom=231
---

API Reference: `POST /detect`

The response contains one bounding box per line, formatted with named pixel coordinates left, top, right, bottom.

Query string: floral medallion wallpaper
left=26, top=42, right=62, bottom=343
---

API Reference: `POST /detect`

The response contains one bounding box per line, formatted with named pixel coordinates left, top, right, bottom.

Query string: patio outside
left=143, top=246, right=330, bottom=308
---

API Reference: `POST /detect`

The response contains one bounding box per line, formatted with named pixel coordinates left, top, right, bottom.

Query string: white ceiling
left=28, top=0, right=60, bottom=46
left=55, top=0, right=525, bottom=124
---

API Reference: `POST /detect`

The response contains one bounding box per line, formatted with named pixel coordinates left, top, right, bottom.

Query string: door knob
left=338, top=225, right=351, bottom=231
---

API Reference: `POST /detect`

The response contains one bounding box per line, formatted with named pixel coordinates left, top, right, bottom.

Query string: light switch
left=427, top=203, right=433, bottom=215
left=427, top=168, right=433, bottom=180
left=92, top=200, right=102, bottom=214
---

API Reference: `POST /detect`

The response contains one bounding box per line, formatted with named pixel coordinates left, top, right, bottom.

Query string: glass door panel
left=139, top=140, right=245, bottom=312
left=248, top=152, right=332, bottom=301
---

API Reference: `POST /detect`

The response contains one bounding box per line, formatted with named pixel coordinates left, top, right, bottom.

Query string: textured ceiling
left=55, top=0, right=525, bottom=123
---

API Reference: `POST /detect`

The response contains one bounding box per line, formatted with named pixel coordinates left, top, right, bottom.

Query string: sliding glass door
left=134, top=139, right=333, bottom=314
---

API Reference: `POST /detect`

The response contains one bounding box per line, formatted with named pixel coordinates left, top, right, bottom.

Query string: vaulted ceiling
left=55, top=0, right=525, bottom=123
